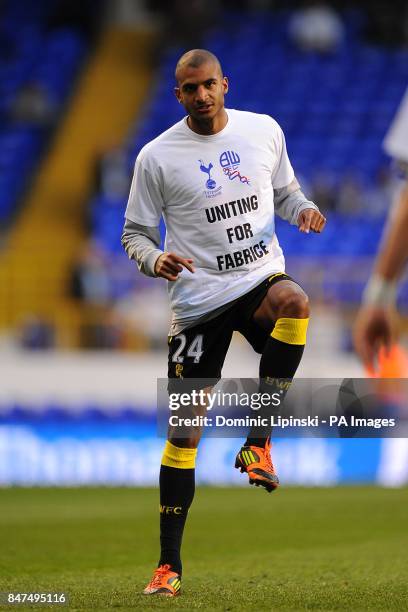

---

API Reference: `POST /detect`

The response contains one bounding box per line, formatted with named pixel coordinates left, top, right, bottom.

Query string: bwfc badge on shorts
left=175, top=364, right=184, bottom=379
left=219, top=150, right=250, bottom=184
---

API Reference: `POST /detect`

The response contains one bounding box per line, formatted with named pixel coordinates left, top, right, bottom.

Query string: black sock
left=245, top=337, right=304, bottom=448
left=158, top=465, right=195, bottom=576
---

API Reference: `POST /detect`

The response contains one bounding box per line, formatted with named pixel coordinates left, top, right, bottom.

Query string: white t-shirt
left=384, top=88, right=408, bottom=164
left=125, top=109, right=295, bottom=323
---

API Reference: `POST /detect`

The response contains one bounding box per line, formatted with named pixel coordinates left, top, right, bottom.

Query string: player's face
left=175, top=62, right=228, bottom=124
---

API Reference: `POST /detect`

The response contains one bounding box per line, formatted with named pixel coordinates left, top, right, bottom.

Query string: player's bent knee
left=278, top=290, right=310, bottom=319
left=272, top=289, right=310, bottom=346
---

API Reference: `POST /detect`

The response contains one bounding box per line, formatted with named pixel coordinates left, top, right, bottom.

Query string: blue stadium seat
left=0, top=1, right=86, bottom=224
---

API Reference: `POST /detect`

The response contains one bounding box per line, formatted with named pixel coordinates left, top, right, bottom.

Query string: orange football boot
left=143, top=564, right=181, bottom=596
left=235, top=437, right=279, bottom=492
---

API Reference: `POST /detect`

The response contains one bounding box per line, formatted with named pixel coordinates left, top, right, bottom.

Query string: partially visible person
left=19, top=315, right=54, bottom=350
left=69, top=241, right=111, bottom=307
left=69, top=241, right=116, bottom=349
left=335, top=173, right=364, bottom=216
left=310, top=172, right=337, bottom=213
left=11, top=82, right=57, bottom=126
left=95, top=146, right=131, bottom=201
left=288, top=0, right=344, bottom=54
left=353, top=88, right=408, bottom=371
left=365, top=166, right=396, bottom=219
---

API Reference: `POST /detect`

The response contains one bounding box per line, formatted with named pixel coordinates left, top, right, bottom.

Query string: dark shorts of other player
left=168, top=272, right=298, bottom=392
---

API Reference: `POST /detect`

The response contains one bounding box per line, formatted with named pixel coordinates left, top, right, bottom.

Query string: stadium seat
left=0, top=1, right=86, bottom=224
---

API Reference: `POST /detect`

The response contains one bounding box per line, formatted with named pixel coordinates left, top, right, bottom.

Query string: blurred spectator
left=365, top=166, right=396, bottom=218
left=19, top=316, right=54, bottom=350
left=336, top=174, right=364, bottom=216
left=69, top=241, right=119, bottom=349
left=288, top=1, right=345, bottom=54
left=310, top=173, right=337, bottom=213
left=69, top=241, right=111, bottom=307
left=95, top=146, right=131, bottom=201
left=10, top=82, right=57, bottom=126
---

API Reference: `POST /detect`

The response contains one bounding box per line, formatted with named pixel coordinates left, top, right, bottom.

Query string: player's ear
left=174, top=87, right=182, bottom=103
left=222, top=76, right=229, bottom=95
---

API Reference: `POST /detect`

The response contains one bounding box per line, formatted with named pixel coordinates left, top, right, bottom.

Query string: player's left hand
left=297, top=208, right=326, bottom=233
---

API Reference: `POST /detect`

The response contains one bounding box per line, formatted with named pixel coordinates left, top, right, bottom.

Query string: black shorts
left=168, top=273, right=295, bottom=385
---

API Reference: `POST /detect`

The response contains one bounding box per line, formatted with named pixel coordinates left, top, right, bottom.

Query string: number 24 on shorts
left=172, top=334, right=204, bottom=363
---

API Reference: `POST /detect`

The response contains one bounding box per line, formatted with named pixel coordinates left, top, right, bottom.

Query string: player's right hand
left=154, top=252, right=195, bottom=281
left=297, top=208, right=326, bottom=233
left=353, top=305, right=395, bottom=371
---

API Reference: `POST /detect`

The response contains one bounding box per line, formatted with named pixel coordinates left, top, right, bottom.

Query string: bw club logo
left=219, top=150, right=250, bottom=184
left=175, top=364, right=184, bottom=378
left=220, top=150, right=240, bottom=168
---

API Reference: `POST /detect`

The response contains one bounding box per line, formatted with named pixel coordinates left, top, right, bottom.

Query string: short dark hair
left=175, top=49, right=223, bottom=82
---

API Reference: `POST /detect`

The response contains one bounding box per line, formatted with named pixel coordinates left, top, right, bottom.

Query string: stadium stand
left=0, top=0, right=86, bottom=226
left=0, top=20, right=154, bottom=343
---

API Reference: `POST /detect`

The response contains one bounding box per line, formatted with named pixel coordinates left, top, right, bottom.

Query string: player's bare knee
left=278, top=290, right=310, bottom=319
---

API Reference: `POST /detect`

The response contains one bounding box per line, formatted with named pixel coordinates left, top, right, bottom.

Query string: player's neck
left=187, top=108, right=228, bottom=135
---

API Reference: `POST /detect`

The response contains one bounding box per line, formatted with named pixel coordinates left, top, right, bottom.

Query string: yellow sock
left=161, top=440, right=197, bottom=469
left=271, top=317, right=309, bottom=345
